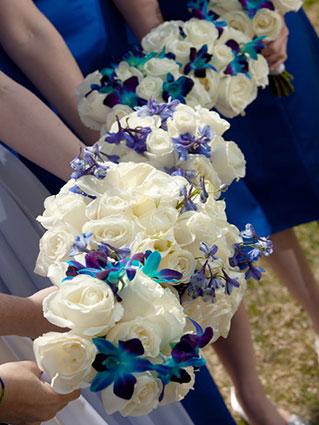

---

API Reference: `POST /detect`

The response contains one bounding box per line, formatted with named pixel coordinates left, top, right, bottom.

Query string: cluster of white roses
left=100, top=101, right=246, bottom=187
left=33, top=157, right=246, bottom=415
left=34, top=100, right=263, bottom=416
left=141, top=19, right=270, bottom=118
left=209, top=0, right=303, bottom=41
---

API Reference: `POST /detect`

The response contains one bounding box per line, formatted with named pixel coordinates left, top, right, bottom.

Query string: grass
left=204, top=5, right=319, bottom=424
left=204, top=223, right=319, bottom=424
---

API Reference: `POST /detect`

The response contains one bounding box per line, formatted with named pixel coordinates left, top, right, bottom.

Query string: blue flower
left=91, top=338, right=153, bottom=399
left=187, top=0, right=227, bottom=29
left=70, top=232, right=93, bottom=256
left=178, top=186, right=198, bottom=214
left=141, top=251, right=183, bottom=284
left=184, top=45, right=216, bottom=78
left=103, top=77, right=145, bottom=109
left=242, top=37, right=266, bottom=60
left=70, top=145, right=110, bottom=180
left=229, top=224, right=273, bottom=281
left=137, top=98, right=180, bottom=129
left=172, top=125, right=212, bottom=161
left=238, top=0, right=275, bottom=19
left=105, top=118, right=152, bottom=155
left=163, top=73, right=194, bottom=103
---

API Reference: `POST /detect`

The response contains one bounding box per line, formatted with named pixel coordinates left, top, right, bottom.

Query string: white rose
left=107, top=318, right=162, bottom=358
left=102, top=104, right=133, bottom=133
left=76, top=70, right=103, bottom=99
left=252, top=9, right=282, bottom=41
left=137, top=205, right=179, bottom=234
left=43, top=275, right=124, bottom=336
left=217, top=27, right=250, bottom=46
left=182, top=293, right=234, bottom=342
left=211, top=43, right=234, bottom=72
left=208, top=0, right=242, bottom=15
left=186, top=78, right=213, bottom=110
left=144, top=58, right=180, bottom=79
left=136, top=76, right=164, bottom=101
left=131, top=232, right=176, bottom=262
left=117, top=113, right=161, bottom=132
left=102, top=373, right=162, bottom=416
left=146, top=128, right=174, bottom=156
left=167, top=40, right=193, bottom=65
left=160, top=246, right=196, bottom=283
left=47, top=262, right=68, bottom=287
left=160, top=368, right=195, bottom=405
left=222, top=11, right=255, bottom=38
left=249, top=54, right=269, bottom=88
left=135, top=169, right=186, bottom=204
left=215, top=75, right=258, bottom=118
left=167, top=108, right=197, bottom=136
left=120, top=270, right=186, bottom=343
left=86, top=194, right=130, bottom=220
left=37, top=193, right=87, bottom=231
left=78, top=91, right=110, bottom=131
left=211, top=139, right=246, bottom=185
left=181, top=155, right=222, bottom=192
left=183, top=18, right=219, bottom=51
left=82, top=215, right=138, bottom=248
left=174, top=211, right=218, bottom=257
left=142, top=21, right=184, bottom=53
left=201, top=69, right=221, bottom=106
left=195, top=105, right=230, bottom=136
left=35, top=226, right=75, bottom=276
left=272, top=0, right=303, bottom=13
left=34, top=332, right=97, bottom=394
left=115, top=61, right=143, bottom=82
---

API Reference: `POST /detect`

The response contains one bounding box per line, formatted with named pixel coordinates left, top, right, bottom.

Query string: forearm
left=0, top=72, right=83, bottom=181
left=0, top=0, right=98, bottom=145
left=113, top=0, right=164, bottom=40
left=0, top=289, right=59, bottom=338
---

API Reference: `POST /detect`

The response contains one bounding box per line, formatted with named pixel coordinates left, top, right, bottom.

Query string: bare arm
left=0, top=72, right=84, bottom=181
left=113, top=0, right=164, bottom=40
left=0, top=288, right=61, bottom=338
left=0, top=0, right=99, bottom=144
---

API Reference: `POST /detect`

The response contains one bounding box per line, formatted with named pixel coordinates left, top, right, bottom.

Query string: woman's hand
left=0, top=361, right=80, bottom=424
left=262, top=17, right=289, bottom=72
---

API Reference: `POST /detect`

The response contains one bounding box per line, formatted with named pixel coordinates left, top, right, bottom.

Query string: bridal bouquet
left=205, top=0, right=303, bottom=95
left=34, top=101, right=272, bottom=416
left=77, top=17, right=268, bottom=130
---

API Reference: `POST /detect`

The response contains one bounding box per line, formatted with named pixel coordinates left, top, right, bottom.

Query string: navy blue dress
left=159, top=1, right=319, bottom=235
left=0, top=1, right=235, bottom=423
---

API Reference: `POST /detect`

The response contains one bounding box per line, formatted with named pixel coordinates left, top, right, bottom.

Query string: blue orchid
left=187, top=0, right=227, bottom=29
left=184, top=45, right=216, bottom=78
left=225, top=40, right=250, bottom=77
left=103, top=76, right=145, bottom=109
left=163, top=73, right=194, bottom=103
left=238, top=0, right=275, bottom=18
left=141, top=251, right=183, bottom=284
left=91, top=338, right=153, bottom=399
left=242, top=37, right=266, bottom=60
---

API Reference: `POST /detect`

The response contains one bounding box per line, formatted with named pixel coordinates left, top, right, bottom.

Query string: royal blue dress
left=0, top=1, right=235, bottom=424
left=159, top=0, right=319, bottom=235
